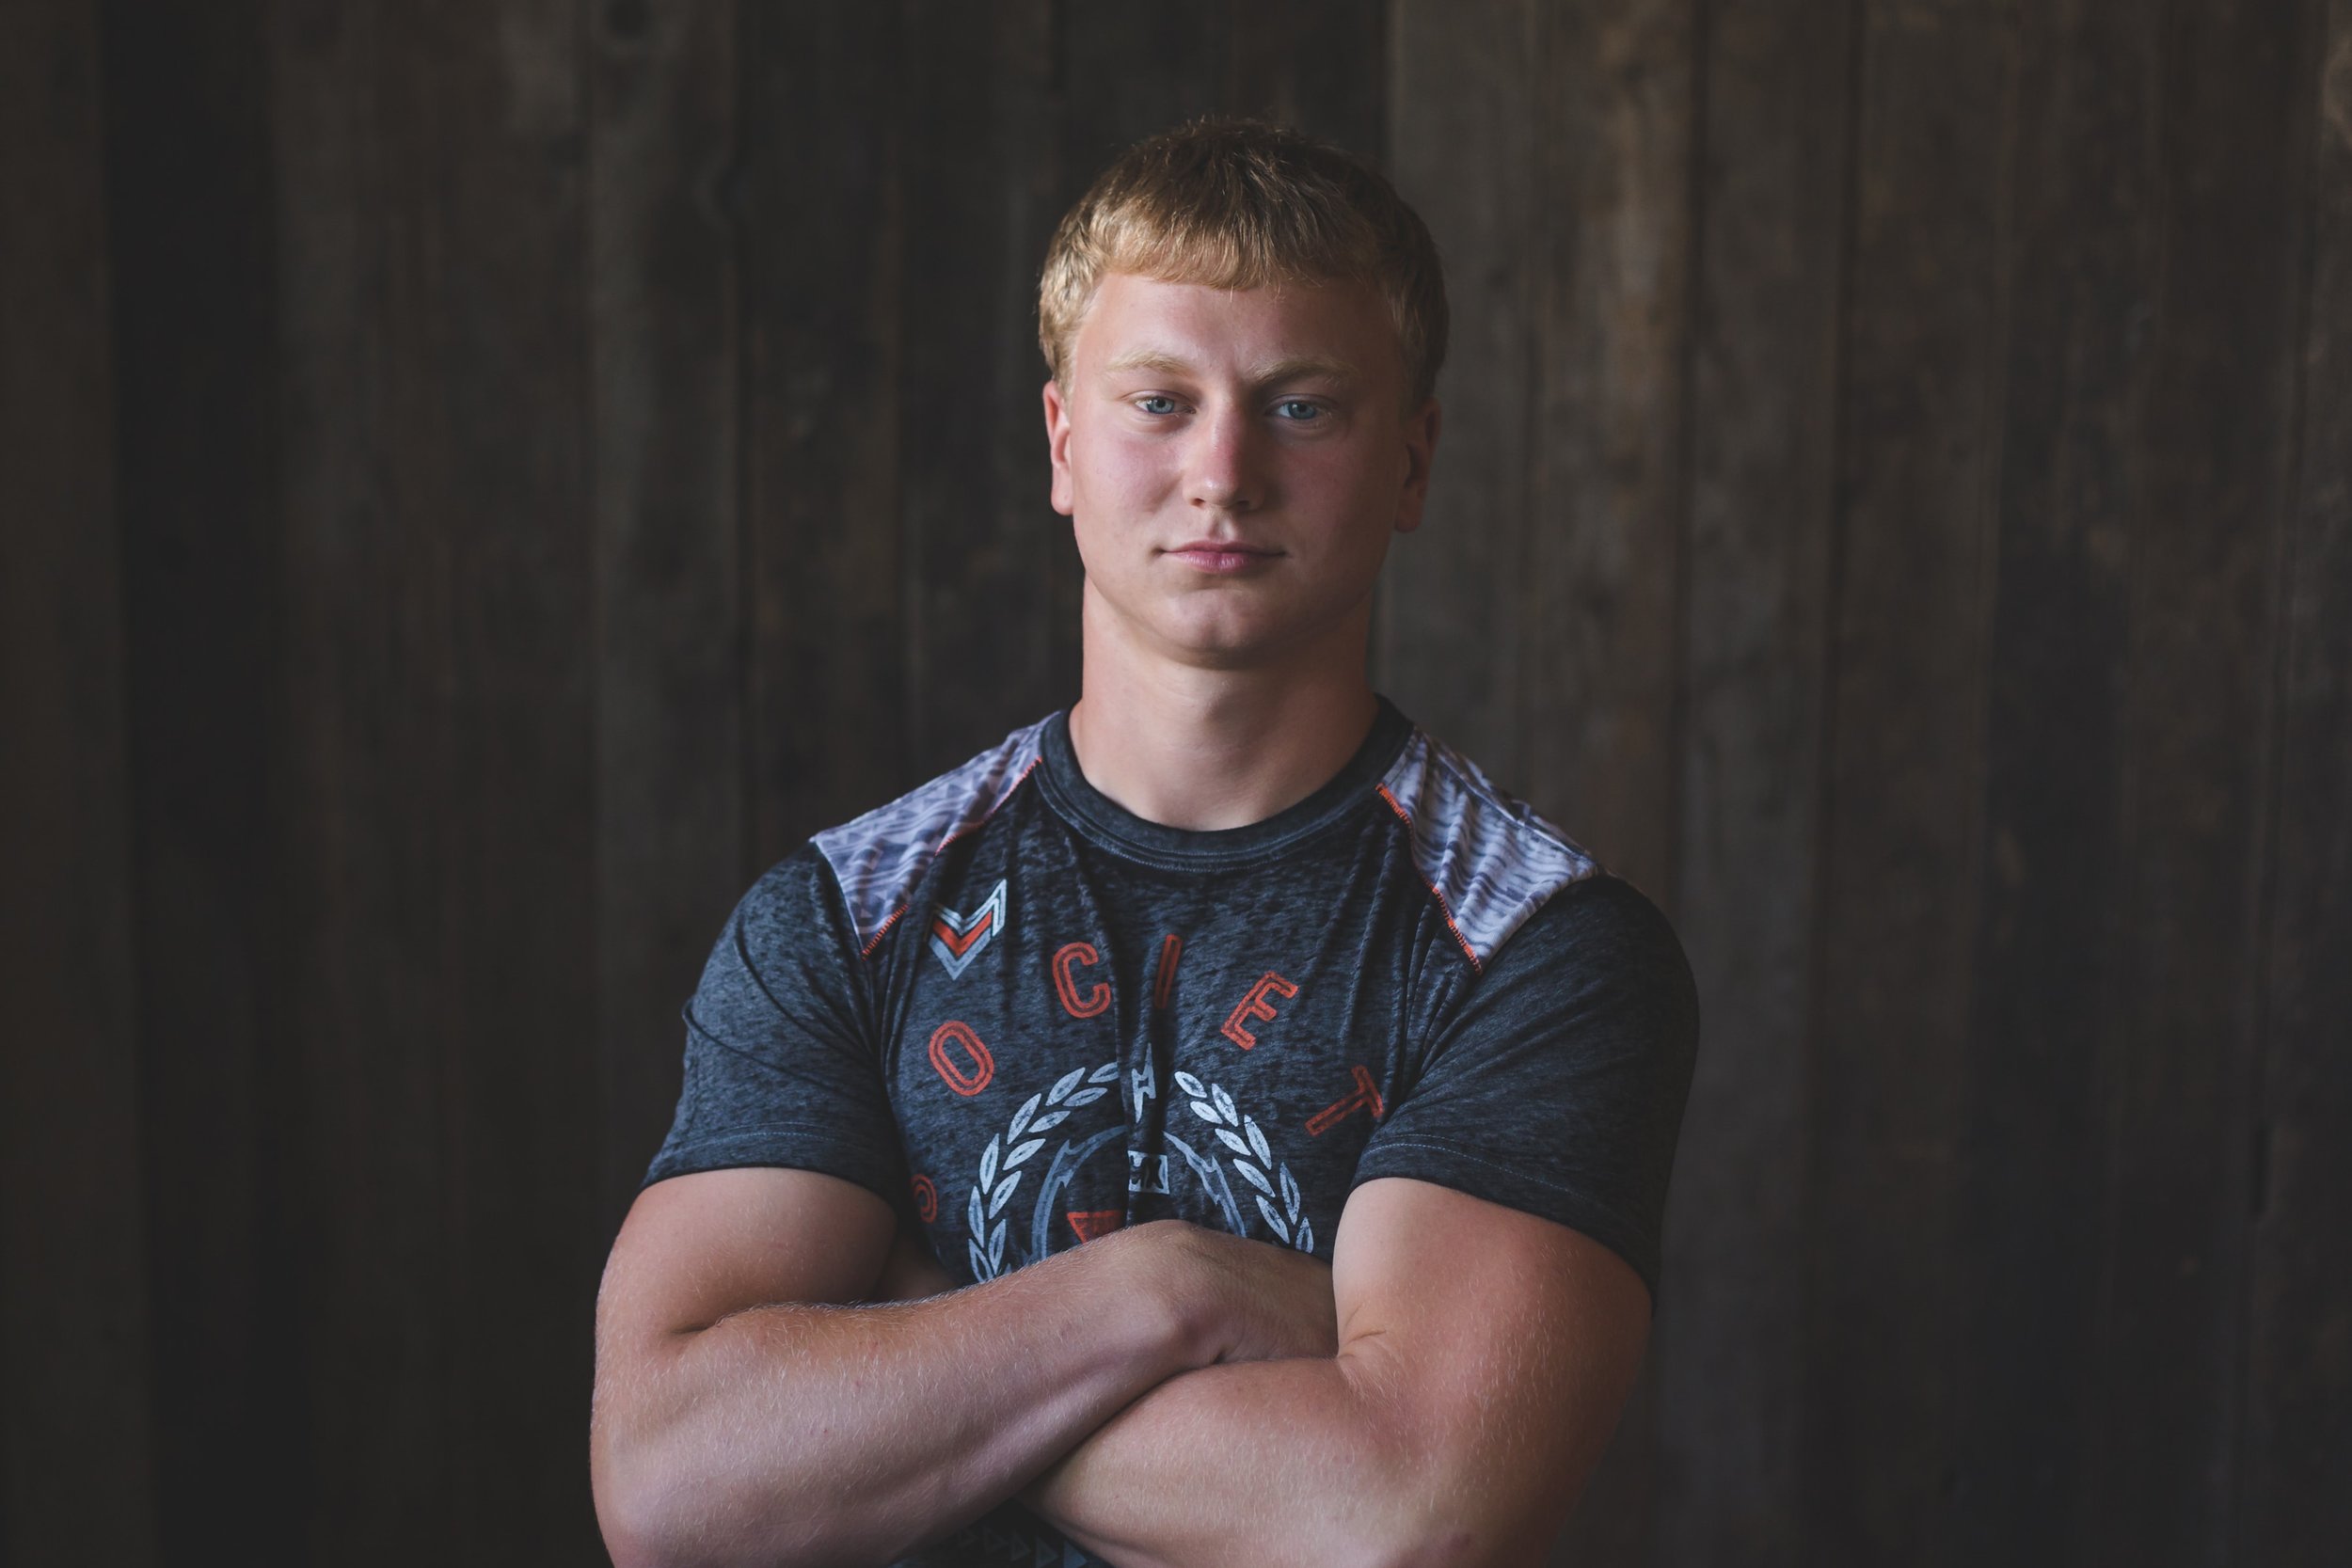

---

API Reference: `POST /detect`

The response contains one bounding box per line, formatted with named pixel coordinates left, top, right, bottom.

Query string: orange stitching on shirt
left=1375, top=783, right=1485, bottom=973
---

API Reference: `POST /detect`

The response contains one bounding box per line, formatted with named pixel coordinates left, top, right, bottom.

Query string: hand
left=1130, top=1219, right=1338, bottom=1367
left=1015, top=1224, right=1340, bottom=1533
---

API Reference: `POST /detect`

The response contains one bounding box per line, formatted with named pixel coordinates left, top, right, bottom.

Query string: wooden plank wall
left=0, top=3, right=159, bottom=1563
left=1, top=2, right=2343, bottom=1563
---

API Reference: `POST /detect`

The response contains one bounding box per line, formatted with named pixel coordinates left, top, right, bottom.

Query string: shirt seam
left=1413, top=735, right=1593, bottom=870
left=1357, top=1136, right=1631, bottom=1204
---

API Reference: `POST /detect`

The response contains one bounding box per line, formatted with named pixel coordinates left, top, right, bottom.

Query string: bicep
left=1331, top=1176, right=1653, bottom=1556
left=596, top=1166, right=898, bottom=1355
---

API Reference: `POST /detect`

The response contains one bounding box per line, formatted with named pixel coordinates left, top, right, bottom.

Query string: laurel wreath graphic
left=966, top=1061, right=1120, bottom=1280
left=1173, top=1070, right=1313, bottom=1254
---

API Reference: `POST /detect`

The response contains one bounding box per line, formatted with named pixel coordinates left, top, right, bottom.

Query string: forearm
left=594, top=1226, right=1196, bottom=1568
left=1024, top=1188, right=1654, bottom=1568
left=1022, top=1339, right=1479, bottom=1568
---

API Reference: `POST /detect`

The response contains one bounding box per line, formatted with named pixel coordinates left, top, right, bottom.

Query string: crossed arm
left=590, top=1167, right=1651, bottom=1568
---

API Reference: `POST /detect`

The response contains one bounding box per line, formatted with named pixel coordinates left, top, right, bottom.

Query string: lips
left=1164, top=539, right=1281, bottom=575
left=1166, top=537, right=1278, bottom=556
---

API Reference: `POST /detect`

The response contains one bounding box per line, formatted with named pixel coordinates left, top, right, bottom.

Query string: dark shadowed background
left=4, top=1, right=2347, bottom=1564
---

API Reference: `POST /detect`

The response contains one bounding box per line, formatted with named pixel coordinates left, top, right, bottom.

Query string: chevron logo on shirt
left=929, top=879, right=1009, bottom=978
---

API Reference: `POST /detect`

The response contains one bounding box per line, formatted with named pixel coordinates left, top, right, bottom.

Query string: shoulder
left=1497, top=872, right=1698, bottom=1014
left=809, top=715, right=1053, bottom=954
left=1375, top=724, right=1603, bottom=972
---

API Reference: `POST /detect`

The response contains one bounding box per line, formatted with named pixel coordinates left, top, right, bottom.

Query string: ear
left=1394, top=396, right=1441, bottom=534
left=1042, top=377, right=1076, bottom=517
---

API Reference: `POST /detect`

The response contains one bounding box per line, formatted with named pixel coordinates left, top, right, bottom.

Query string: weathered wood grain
left=2242, top=4, right=2352, bottom=1561
left=739, top=1, right=912, bottom=857
left=1061, top=5, right=1227, bottom=176
left=900, top=0, right=1071, bottom=776
left=96, top=0, right=295, bottom=1556
left=0, top=2, right=159, bottom=1560
left=1518, top=0, right=1695, bottom=910
left=1944, top=1, right=2163, bottom=1560
left=1659, top=0, right=1851, bottom=1560
left=415, top=7, right=604, bottom=1554
left=1519, top=7, right=1699, bottom=1561
left=1227, top=0, right=1386, bottom=157
left=268, top=8, right=444, bottom=1554
left=1804, top=2, right=2018, bottom=1562
left=1381, top=0, right=1536, bottom=774
left=2073, top=1, right=2317, bottom=1561
left=586, top=0, right=746, bottom=1235
left=270, top=3, right=603, bottom=1558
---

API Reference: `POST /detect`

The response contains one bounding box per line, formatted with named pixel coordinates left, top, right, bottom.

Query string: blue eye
left=1136, top=395, right=1180, bottom=416
left=1274, top=400, right=1323, bottom=421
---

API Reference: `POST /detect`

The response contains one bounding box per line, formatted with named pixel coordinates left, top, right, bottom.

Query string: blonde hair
left=1038, top=119, right=1449, bottom=406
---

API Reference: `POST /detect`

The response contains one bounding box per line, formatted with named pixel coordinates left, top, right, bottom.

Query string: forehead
left=1072, top=272, right=1401, bottom=388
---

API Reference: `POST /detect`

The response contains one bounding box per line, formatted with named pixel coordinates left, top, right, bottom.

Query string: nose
left=1185, top=402, right=1266, bottom=514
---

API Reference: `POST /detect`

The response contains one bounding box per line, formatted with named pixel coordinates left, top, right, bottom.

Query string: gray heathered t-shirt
left=646, top=696, right=1699, bottom=1567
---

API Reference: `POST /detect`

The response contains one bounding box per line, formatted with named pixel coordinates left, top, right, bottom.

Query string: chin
left=1146, top=608, right=1314, bottom=668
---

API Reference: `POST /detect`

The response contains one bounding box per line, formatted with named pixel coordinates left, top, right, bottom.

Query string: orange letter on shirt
left=928, top=1020, right=994, bottom=1096
left=1307, top=1065, right=1386, bottom=1135
left=1152, top=933, right=1184, bottom=1009
left=1220, top=971, right=1298, bottom=1051
left=1052, top=941, right=1111, bottom=1019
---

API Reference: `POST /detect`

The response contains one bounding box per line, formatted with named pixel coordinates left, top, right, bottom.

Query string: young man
left=591, top=120, right=1698, bottom=1568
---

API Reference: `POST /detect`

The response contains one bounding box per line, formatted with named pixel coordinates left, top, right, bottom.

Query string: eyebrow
left=1098, top=349, right=1363, bottom=387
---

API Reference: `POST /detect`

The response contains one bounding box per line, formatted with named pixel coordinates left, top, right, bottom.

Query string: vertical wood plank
left=1942, top=0, right=2165, bottom=1559
left=1518, top=0, right=1696, bottom=907
left=436, top=3, right=604, bottom=1552
left=1804, top=2, right=2017, bottom=1561
left=268, top=7, right=440, bottom=1552
left=1226, top=0, right=1387, bottom=157
left=1659, top=0, right=1851, bottom=1560
left=0, top=2, right=160, bottom=1560
left=901, top=0, right=1071, bottom=776
left=1061, top=7, right=1227, bottom=173
left=1518, top=7, right=1699, bottom=1560
left=739, top=1, right=911, bottom=857
left=586, top=0, right=745, bottom=1231
left=1380, top=0, right=1535, bottom=780
left=270, top=3, right=602, bottom=1557
left=2243, top=2, right=2352, bottom=1560
left=2076, top=1, right=2318, bottom=1562
left=96, top=0, right=302, bottom=1557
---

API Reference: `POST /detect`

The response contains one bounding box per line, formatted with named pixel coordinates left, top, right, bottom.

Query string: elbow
left=1301, top=1458, right=1489, bottom=1568
left=596, top=1431, right=920, bottom=1568
left=593, top=1433, right=831, bottom=1568
left=1349, top=1517, right=1536, bottom=1568
left=596, top=1486, right=830, bottom=1568
left=1322, top=1432, right=1533, bottom=1568
left=592, top=1450, right=709, bottom=1568
left=1344, top=1518, right=1501, bottom=1568
left=593, top=1475, right=677, bottom=1568
left=596, top=1501, right=674, bottom=1568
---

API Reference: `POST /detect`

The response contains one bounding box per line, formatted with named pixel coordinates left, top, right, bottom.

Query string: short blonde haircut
left=1038, top=119, right=1449, bottom=407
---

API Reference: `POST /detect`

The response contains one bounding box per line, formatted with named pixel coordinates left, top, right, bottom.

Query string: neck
left=1065, top=582, right=1382, bottom=832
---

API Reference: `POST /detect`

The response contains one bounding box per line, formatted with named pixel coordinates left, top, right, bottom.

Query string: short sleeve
left=1352, top=873, right=1699, bottom=1303
left=643, top=843, right=910, bottom=1212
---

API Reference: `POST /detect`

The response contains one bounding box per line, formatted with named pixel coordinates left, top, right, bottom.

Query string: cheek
left=1070, top=427, right=1173, bottom=514
left=1297, top=441, right=1399, bottom=541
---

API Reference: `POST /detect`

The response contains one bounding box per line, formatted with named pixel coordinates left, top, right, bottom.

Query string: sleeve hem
left=641, top=1132, right=907, bottom=1214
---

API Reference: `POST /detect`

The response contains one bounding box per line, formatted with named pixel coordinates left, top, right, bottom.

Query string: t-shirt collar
left=1034, top=693, right=1415, bottom=870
